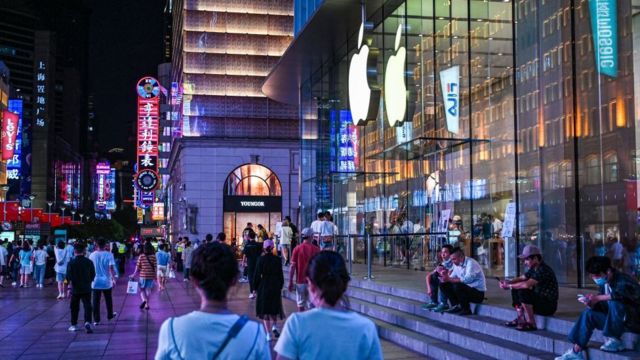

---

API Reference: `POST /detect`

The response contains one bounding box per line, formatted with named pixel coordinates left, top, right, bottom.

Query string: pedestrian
left=257, top=224, right=268, bottom=243
left=175, top=238, right=184, bottom=272
left=33, top=241, right=48, bottom=288
left=274, top=251, right=383, bottom=359
left=438, top=246, right=487, bottom=315
left=500, top=245, right=558, bottom=331
left=241, top=229, right=261, bottom=299
left=254, top=240, right=285, bottom=341
left=280, top=219, right=293, bottom=266
left=215, top=232, right=226, bottom=243
left=89, top=238, right=118, bottom=326
left=288, top=228, right=320, bottom=312
left=0, top=239, right=8, bottom=287
left=16, top=240, right=33, bottom=288
left=130, top=241, right=156, bottom=310
left=45, top=238, right=56, bottom=286
left=54, top=240, right=70, bottom=299
left=555, top=256, right=640, bottom=359
left=285, top=216, right=298, bottom=252
left=155, top=242, right=270, bottom=359
left=422, top=244, right=454, bottom=312
left=182, top=240, right=193, bottom=282
left=156, top=243, right=171, bottom=291
left=66, top=242, right=95, bottom=334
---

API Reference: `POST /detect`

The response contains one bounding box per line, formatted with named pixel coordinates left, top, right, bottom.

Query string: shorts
left=157, top=265, right=168, bottom=277
left=20, top=265, right=32, bottom=275
left=56, top=272, right=66, bottom=282
left=139, top=278, right=155, bottom=289
left=295, top=283, right=313, bottom=309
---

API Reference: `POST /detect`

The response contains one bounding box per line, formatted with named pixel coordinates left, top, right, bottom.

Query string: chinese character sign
left=7, top=100, right=23, bottom=180
left=1, top=110, right=19, bottom=160
left=136, top=77, right=159, bottom=173
left=337, top=110, right=359, bottom=172
left=35, top=60, right=47, bottom=128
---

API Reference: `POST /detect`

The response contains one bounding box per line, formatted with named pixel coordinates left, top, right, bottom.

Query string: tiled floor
left=0, top=259, right=426, bottom=360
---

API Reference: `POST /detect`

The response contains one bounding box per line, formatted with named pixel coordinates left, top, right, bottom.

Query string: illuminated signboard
left=152, top=202, right=164, bottom=221
left=106, top=169, right=116, bottom=211
left=331, top=110, right=359, bottom=172
left=135, top=77, right=160, bottom=204
left=589, top=0, right=617, bottom=77
left=59, top=162, right=80, bottom=209
left=7, top=100, right=22, bottom=181
left=1, top=110, right=18, bottom=160
left=95, top=161, right=110, bottom=210
left=35, top=61, right=47, bottom=127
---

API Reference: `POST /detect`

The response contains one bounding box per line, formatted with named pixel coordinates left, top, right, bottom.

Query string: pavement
left=0, top=258, right=425, bottom=360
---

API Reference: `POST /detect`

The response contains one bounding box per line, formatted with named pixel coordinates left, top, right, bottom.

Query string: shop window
left=559, top=161, right=572, bottom=188
left=585, top=156, right=600, bottom=185
left=224, top=163, right=282, bottom=196
left=603, top=153, right=618, bottom=183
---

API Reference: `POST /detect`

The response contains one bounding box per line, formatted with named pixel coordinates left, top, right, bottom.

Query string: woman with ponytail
left=274, top=251, right=382, bottom=360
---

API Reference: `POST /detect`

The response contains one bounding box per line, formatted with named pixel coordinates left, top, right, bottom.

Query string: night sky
left=86, top=0, right=164, bottom=155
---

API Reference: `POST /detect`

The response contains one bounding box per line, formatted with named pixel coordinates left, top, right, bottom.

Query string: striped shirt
left=137, top=254, right=157, bottom=279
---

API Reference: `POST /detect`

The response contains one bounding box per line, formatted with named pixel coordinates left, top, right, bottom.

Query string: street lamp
left=0, top=184, right=9, bottom=223
left=60, top=205, right=66, bottom=223
left=71, top=209, right=76, bottom=222
left=79, top=212, right=84, bottom=223
left=29, top=194, right=36, bottom=223
left=47, top=201, right=53, bottom=224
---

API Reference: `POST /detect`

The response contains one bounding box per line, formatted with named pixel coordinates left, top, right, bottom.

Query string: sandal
left=516, top=323, right=537, bottom=331
left=504, top=319, right=520, bottom=327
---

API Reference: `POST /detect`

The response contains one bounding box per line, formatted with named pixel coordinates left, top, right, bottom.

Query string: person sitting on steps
left=422, top=245, right=454, bottom=312
left=555, top=256, right=640, bottom=360
left=438, top=246, right=486, bottom=316
left=499, top=245, right=558, bottom=331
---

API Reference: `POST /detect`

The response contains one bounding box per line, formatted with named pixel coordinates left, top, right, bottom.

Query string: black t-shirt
left=243, top=241, right=262, bottom=267
left=525, top=262, right=558, bottom=302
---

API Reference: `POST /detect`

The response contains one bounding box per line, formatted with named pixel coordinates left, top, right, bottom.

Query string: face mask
left=593, top=277, right=607, bottom=286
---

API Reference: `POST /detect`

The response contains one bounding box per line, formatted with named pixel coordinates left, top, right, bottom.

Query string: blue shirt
left=19, top=250, right=32, bottom=267
left=89, top=251, right=116, bottom=289
left=156, top=251, right=170, bottom=266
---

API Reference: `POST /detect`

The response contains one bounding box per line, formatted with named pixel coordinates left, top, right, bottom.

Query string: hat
left=518, top=244, right=541, bottom=259
left=301, top=227, right=314, bottom=239
left=263, top=240, right=274, bottom=249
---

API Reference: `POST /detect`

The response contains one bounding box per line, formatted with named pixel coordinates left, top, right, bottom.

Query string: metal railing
left=332, top=232, right=448, bottom=280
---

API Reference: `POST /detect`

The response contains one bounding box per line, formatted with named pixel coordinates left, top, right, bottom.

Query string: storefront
left=223, top=164, right=282, bottom=243
left=264, top=0, right=640, bottom=285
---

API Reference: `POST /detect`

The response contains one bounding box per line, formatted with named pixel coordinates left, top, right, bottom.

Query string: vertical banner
left=589, top=0, right=618, bottom=78
left=439, top=66, right=460, bottom=134
left=135, top=77, right=160, bottom=207
left=7, top=100, right=22, bottom=184
left=1, top=110, right=18, bottom=160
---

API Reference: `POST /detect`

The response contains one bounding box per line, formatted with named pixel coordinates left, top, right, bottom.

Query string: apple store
left=263, top=0, right=640, bottom=285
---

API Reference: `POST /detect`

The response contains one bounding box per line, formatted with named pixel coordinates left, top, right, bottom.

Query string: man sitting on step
left=555, top=256, right=640, bottom=360
left=499, top=244, right=558, bottom=331
left=438, top=246, right=486, bottom=316
left=422, top=244, right=454, bottom=312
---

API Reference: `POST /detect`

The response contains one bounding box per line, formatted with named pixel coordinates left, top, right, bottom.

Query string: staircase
left=282, top=268, right=640, bottom=360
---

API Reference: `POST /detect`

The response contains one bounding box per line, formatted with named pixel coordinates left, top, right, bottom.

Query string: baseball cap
left=263, top=240, right=274, bottom=249
left=518, top=244, right=541, bottom=259
left=301, top=227, right=314, bottom=239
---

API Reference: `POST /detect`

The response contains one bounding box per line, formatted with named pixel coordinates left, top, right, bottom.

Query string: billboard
left=105, top=168, right=116, bottom=211
left=1, top=110, right=18, bottom=161
left=7, top=100, right=23, bottom=184
left=58, top=162, right=81, bottom=209
left=94, top=161, right=110, bottom=211
left=135, top=77, right=160, bottom=205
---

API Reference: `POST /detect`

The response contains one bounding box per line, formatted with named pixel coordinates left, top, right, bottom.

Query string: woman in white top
left=54, top=241, right=69, bottom=299
left=274, top=251, right=383, bottom=360
left=280, top=219, right=293, bottom=266
left=155, top=242, right=270, bottom=360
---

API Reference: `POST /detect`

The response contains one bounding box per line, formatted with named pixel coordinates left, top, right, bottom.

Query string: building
left=167, top=0, right=299, bottom=242
left=263, top=0, right=640, bottom=286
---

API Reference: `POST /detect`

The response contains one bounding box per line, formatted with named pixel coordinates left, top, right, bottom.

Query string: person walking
left=274, top=251, right=383, bottom=359
left=288, top=228, right=320, bottom=312
left=89, top=238, right=118, bottom=325
left=130, top=241, right=156, bottom=310
left=0, top=239, right=8, bottom=287
left=54, top=240, right=70, bottom=299
left=16, top=241, right=33, bottom=288
left=156, top=243, right=171, bottom=291
left=8, top=240, right=20, bottom=287
left=280, top=219, right=293, bottom=266
left=254, top=240, right=285, bottom=341
left=242, top=229, right=261, bottom=299
left=66, top=242, right=95, bottom=334
left=155, top=242, right=270, bottom=359
left=32, top=242, right=48, bottom=288
left=45, top=238, right=56, bottom=287
left=182, top=240, right=193, bottom=282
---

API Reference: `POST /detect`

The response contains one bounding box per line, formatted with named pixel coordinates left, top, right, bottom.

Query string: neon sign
left=135, top=77, right=160, bottom=203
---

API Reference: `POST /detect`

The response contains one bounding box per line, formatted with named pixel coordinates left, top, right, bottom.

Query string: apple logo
left=384, top=24, right=407, bottom=127
left=348, top=23, right=380, bottom=125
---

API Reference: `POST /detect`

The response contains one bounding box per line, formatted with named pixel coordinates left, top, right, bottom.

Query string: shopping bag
left=168, top=269, right=176, bottom=279
left=127, top=279, right=139, bottom=294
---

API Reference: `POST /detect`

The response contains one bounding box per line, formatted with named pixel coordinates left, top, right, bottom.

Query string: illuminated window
left=224, top=164, right=282, bottom=196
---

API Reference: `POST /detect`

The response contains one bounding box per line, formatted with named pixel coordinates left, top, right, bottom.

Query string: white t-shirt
left=320, top=220, right=336, bottom=237
left=155, top=311, right=270, bottom=360
left=34, top=249, right=48, bottom=265
left=0, top=246, right=7, bottom=266
left=89, top=250, right=115, bottom=289
left=274, top=308, right=382, bottom=360
left=280, top=226, right=293, bottom=245
left=310, top=220, right=323, bottom=236
left=54, top=248, right=69, bottom=273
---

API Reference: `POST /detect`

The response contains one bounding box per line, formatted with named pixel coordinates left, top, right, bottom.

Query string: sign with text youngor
left=223, top=196, right=282, bottom=213
left=589, top=0, right=617, bottom=78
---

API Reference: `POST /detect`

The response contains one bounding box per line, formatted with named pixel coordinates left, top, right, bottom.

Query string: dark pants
left=510, top=288, right=557, bottom=316
left=183, top=268, right=190, bottom=280
left=568, top=300, right=627, bottom=348
left=70, top=292, right=92, bottom=326
left=439, top=282, right=484, bottom=310
left=176, top=253, right=183, bottom=272
left=428, top=273, right=445, bottom=304
left=117, top=256, right=125, bottom=274
left=247, top=264, right=257, bottom=293
left=92, top=288, right=114, bottom=323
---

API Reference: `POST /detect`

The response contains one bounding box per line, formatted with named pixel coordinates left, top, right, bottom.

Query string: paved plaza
left=0, top=260, right=424, bottom=360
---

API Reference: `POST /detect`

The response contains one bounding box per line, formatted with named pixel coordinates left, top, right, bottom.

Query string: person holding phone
left=499, top=245, right=558, bottom=331
left=422, top=245, right=454, bottom=312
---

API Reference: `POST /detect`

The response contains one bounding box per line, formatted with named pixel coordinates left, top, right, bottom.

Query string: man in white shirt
left=309, top=212, right=325, bottom=246
left=89, top=238, right=117, bottom=325
left=438, top=246, right=486, bottom=315
left=320, top=212, right=337, bottom=251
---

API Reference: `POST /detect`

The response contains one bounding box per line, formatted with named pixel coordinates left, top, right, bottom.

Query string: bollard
left=365, top=234, right=373, bottom=280
left=347, top=234, right=352, bottom=275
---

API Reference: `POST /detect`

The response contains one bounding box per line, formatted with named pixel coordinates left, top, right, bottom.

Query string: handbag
left=127, top=279, right=139, bottom=294
left=168, top=269, right=176, bottom=279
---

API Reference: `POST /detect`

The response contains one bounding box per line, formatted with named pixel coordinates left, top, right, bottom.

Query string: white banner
left=501, top=202, right=516, bottom=238
left=439, top=66, right=460, bottom=134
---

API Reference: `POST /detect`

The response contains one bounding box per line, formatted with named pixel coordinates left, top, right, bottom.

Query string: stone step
left=350, top=296, right=557, bottom=360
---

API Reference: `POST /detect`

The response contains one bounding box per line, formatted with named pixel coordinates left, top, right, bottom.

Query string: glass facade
left=294, top=0, right=640, bottom=285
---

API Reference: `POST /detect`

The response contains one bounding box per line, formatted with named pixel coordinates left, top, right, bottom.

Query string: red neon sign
left=1, top=110, right=19, bottom=161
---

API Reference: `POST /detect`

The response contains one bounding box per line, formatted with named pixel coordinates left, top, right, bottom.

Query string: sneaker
left=421, top=302, right=438, bottom=310
left=11, top=281, right=16, bottom=287
left=93, top=322, right=100, bottom=326
left=108, top=312, right=118, bottom=321
left=183, top=278, right=189, bottom=282
left=554, top=349, right=584, bottom=360
left=249, top=293, right=255, bottom=299
left=266, top=333, right=272, bottom=341
left=458, top=307, right=472, bottom=316
left=446, top=305, right=463, bottom=314
left=84, top=322, right=93, bottom=334
left=432, top=303, right=450, bottom=313
left=600, top=337, right=625, bottom=352
left=68, top=325, right=79, bottom=332
left=56, top=294, right=63, bottom=300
